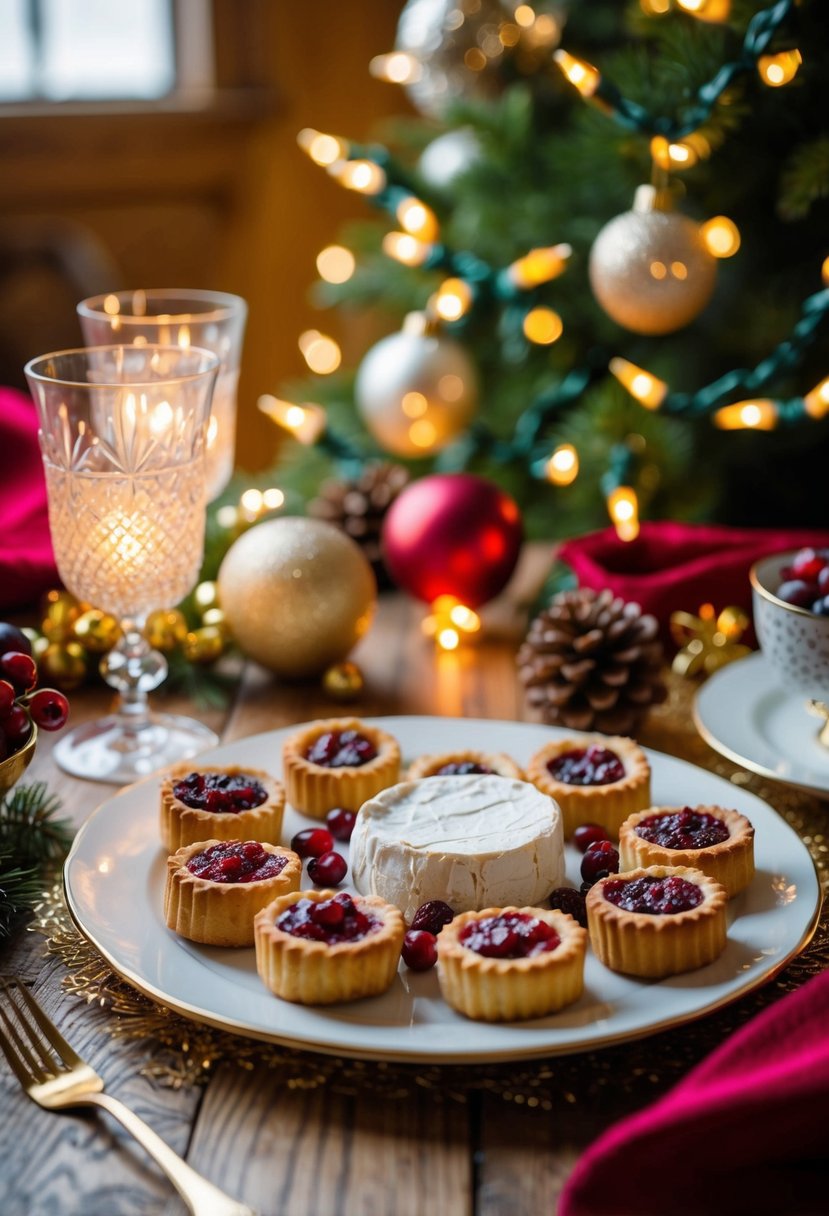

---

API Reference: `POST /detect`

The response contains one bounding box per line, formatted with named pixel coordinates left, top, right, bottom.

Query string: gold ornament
left=144, top=609, right=189, bottom=652
left=589, top=186, right=717, bottom=334
left=42, top=590, right=83, bottom=642
left=201, top=607, right=232, bottom=638
left=39, top=641, right=88, bottom=691
left=183, top=626, right=225, bottom=664
left=671, top=604, right=751, bottom=678
left=193, top=580, right=220, bottom=613
left=322, top=661, right=365, bottom=701
left=218, top=518, right=376, bottom=678
left=72, top=608, right=122, bottom=653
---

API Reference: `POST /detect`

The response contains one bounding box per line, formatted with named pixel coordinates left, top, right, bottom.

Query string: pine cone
left=309, top=463, right=410, bottom=586
left=517, top=587, right=667, bottom=736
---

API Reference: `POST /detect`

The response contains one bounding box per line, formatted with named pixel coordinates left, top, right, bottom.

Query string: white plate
left=64, top=716, right=821, bottom=1063
left=694, top=652, right=829, bottom=796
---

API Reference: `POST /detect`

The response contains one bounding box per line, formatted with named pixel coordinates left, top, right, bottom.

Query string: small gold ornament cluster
left=670, top=603, right=751, bottom=678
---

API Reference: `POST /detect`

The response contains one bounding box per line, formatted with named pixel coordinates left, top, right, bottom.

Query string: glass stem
left=99, top=621, right=168, bottom=742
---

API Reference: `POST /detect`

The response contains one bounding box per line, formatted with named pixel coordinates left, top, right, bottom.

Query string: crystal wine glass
left=25, top=344, right=220, bottom=784
left=77, top=289, right=248, bottom=501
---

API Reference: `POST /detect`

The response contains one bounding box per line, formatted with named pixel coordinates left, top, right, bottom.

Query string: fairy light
left=822, top=256, right=829, bottom=287
left=297, top=128, right=349, bottom=167
left=650, top=136, right=699, bottom=171
left=333, top=159, right=387, bottom=195
left=508, top=244, right=572, bottom=289
left=369, top=52, right=422, bottom=84
left=553, top=49, right=601, bottom=97
left=804, top=377, right=829, bottom=420
left=434, top=278, right=474, bottom=322
left=298, top=330, right=342, bottom=375
left=523, top=307, right=563, bottom=345
left=514, top=5, right=536, bottom=29
left=607, top=486, right=640, bottom=542
left=545, top=444, right=579, bottom=486
left=396, top=197, right=440, bottom=242
left=437, top=628, right=460, bottom=651
left=316, top=245, right=356, bottom=284
left=713, top=400, right=778, bottom=430
left=640, top=0, right=670, bottom=13
left=257, top=394, right=327, bottom=444
left=381, top=231, right=431, bottom=267
left=422, top=596, right=481, bottom=650
left=609, top=358, right=668, bottom=409
left=676, top=0, right=731, bottom=21
left=758, top=49, right=802, bottom=88
left=700, top=216, right=741, bottom=258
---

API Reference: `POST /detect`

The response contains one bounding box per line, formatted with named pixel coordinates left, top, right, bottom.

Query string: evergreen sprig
left=0, top=782, right=74, bottom=939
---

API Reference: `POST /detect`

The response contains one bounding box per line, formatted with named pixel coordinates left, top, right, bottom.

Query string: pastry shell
left=525, top=733, right=651, bottom=838
left=254, top=889, right=405, bottom=1005
left=436, top=906, right=587, bottom=1022
left=164, top=840, right=301, bottom=947
left=619, top=805, right=755, bottom=898
left=160, top=764, right=285, bottom=853
left=407, top=750, right=524, bottom=781
left=586, top=865, right=728, bottom=979
left=282, top=717, right=401, bottom=819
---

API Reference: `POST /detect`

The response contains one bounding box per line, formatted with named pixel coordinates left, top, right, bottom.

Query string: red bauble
left=381, top=473, right=523, bottom=607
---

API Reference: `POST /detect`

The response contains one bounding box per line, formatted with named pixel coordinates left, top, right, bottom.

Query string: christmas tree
left=259, top=0, right=829, bottom=544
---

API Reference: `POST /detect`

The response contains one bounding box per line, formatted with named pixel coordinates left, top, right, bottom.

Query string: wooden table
left=0, top=558, right=818, bottom=1216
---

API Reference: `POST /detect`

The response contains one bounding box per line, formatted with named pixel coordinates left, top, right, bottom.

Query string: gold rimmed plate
left=64, top=716, right=821, bottom=1063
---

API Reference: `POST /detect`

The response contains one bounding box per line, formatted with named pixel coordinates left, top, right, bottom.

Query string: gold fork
left=0, top=977, right=257, bottom=1216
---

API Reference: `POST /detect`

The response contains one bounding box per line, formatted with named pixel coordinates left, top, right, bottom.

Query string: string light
left=298, top=330, right=342, bottom=375
left=396, top=197, right=440, bottom=242
left=297, top=128, right=349, bottom=167
left=422, top=595, right=481, bottom=650
left=713, top=400, right=778, bottom=430
left=804, top=377, right=829, bottom=420
left=257, top=394, right=327, bottom=444
left=545, top=444, right=579, bottom=486
left=316, top=245, right=356, bottom=284
left=513, top=6, right=536, bottom=29
left=239, top=487, right=285, bottom=522
left=758, top=49, right=802, bottom=87
left=433, top=278, right=474, bottom=322
left=700, top=216, right=741, bottom=258
left=332, top=159, right=387, bottom=195
left=676, top=0, right=731, bottom=21
left=523, top=307, right=563, bottom=345
left=650, top=135, right=699, bottom=171
left=507, top=244, right=572, bottom=288
left=640, top=0, right=670, bottom=13
left=609, top=358, right=668, bottom=409
left=553, top=50, right=601, bottom=98
left=607, top=486, right=640, bottom=542
left=381, top=231, right=432, bottom=267
left=369, top=52, right=421, bottom=84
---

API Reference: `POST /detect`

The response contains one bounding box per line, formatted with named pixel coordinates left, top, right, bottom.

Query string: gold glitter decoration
left=670, top=603, right=752, bottom=677
left=30, top=673, right=829, bottom=1107
left=322, top=661, right=365, bottom=701
left=218, top=518, right=376, bottom=678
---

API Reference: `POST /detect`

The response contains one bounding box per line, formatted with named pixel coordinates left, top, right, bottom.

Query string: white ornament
left=418, top=128, right=480, bottom=189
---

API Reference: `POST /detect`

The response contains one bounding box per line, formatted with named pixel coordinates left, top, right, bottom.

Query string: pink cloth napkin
left=558, top=970, right=829, bottom=1216
left=0, top=386, right=58, bottom=611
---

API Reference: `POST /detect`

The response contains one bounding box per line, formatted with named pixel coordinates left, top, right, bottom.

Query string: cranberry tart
left=586, top=865, right=727, bottom=979
left=407, top=750, right=524, bottom=781
left=526, top=734, right=650, bottom=839
left=165, top=839, right=301, bottom=947
left=255, top=889, right=405, bottom=1005
left=282, top=717, right=400, bottom=819
left=160, top=765, right=285, bottom=853
left=619, top=804, right=755, bottom=898
left=437, top=905, right=586, bottom=1022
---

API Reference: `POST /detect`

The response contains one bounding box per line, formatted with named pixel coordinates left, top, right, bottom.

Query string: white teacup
left=750, top=550, right=829, bottom=703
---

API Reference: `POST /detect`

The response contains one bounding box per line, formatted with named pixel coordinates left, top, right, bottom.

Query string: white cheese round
left=350, top=774, right=565, bottom=923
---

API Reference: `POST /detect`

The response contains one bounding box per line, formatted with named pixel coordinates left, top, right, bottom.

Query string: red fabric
left=558, top=971, right=829, bottom=1216
left=558, top=522, right=829, bottom=645
left=0, top=387, right=58, bottom=611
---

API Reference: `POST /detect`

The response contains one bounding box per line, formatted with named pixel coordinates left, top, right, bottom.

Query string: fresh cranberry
left=310, top=898, right=346, bottom=928
left=276, top=893, right=378, bottom=944
left=460, top=911, right=560, bottom=959
left=777, top=579, right=818, bottom=609
left=548, top=745, right=625, bottom=787
left=0, top=623, right=32, bottom=658
left=0, top=651, right=37, bottom=693
left=635, top=807, right=729, bottom=851
left=2, top=704, right=31, bottom=746
left=790, top=548, right=826, bottom=582
left=307, top=850, right=348, bottom=886
left=186, top=840, right=288, bottom=884
left=402, top=929, right=438, bottom=971
left=172, top=771, right=268, bottom=813
left=818, top=566, right=829, bottom=595
left=0, top=679, right=15, bottom=718
left=580, top=840, right=620, bottom=884
left=812, top=596, right=829, bottom=617
left=325, top=808, right=357, bottom=842
left=290, top=827, right=335, bottom=858
left=602, top=874, right=703, bottom=915
left=433, top=761, right=493, bottom=775
left=548, top=887, right=587, bottom=927
left=573, top=822, right=611, bottom=853
left=305, top=729, right=377, bottom=769
left=410, top=899, right=455, bottom=935
left=26, top=688, right=70, bottom=731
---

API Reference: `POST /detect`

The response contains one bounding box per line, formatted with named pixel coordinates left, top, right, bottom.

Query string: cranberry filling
left=186, top=840, right=287, bottom=884
left=305, top=729, right=378, bottom=769
left=460, top=912, right=560, bottom=959
left=173, top=771, right=268, bottom=813
left=602, top=875, right=703, bottom=915
left=635, top=808, right=729, bottom=851
left=275, top=893, right=380, bottom=944
left=548, top=745, right=625, bottom=787
left=433, top=761, right=493, bottom=776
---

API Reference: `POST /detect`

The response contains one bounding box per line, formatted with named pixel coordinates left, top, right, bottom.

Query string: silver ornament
left=354, top=316, right=479, bottom=458
left=418, top=127, right=480, bottom=189
left=589, top=186, right=717, bottom=335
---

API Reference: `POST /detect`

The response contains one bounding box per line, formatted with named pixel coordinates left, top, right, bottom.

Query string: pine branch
left=779, top=135, right=829, bottom=221
left=0, top=851, right=42, bottom=939
left=0, top=782, right=74, bottom=870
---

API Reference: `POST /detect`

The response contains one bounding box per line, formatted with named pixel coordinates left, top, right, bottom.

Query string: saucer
left=694, top=652, right=829, bottom=796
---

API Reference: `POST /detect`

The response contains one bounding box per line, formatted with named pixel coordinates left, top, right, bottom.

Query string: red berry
left=548, top=887, right=588, bottom=928
left=2, top=704, right=31, bottom=747
left=573, top=823, right=611, bottom=853
left=777, top=579, right=817, bottom=609
left=326, top=807, right=357, bottom=841
left=26, top=688, right=70, bottom=731
left=580, top=840, right=620, bottom=885
left=0, top=623, right=32, bottom=658
left=0, top=679, right=15, bottom=718
left=410, top=899, right=455, bottom=935
left=790, top=548, right=826, bottom=582
left=402, top=929, right=438, bottom=971
left=307, top=850, right=347, bottom=886
left=0, top=651, right=37, bottom=693
left=290, top=828, right=334, bottom=859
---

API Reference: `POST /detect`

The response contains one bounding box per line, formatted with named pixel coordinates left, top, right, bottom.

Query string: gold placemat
left=31, top=673, right=829, bottom=1110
